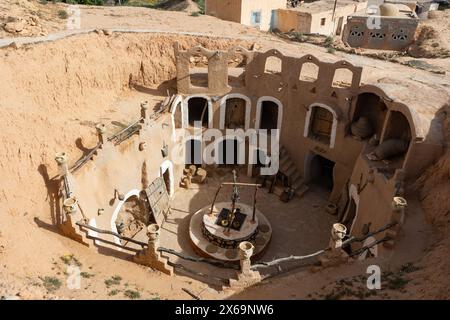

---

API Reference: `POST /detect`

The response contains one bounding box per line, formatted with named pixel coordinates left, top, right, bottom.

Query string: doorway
left=335, top=16, right=344, bottom=36
left=218, top=139, right=242, bottom=166
left=163, top=169, right=170, bottom=194
left=225, top=98, right=246, bottom=129
left=260, top=100, right=278, bottom=131
left=185, top=139, right=202, bottom=165
left=187, top=97, right=209, bottom=127
left=308, top=154, right=335, bottom=192
left=159, top=159, right=174, bottom=197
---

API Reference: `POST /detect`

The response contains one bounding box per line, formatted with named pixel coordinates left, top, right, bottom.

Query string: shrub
left=41, top=276, right=62, bottom=292
left=108, top=289, right=119, bottom=296
left=324, top=36, right=334, bottom=47
left=60, top=254, right=82, bottom=267
left=124, top=289, right=141, bottom=299
left=58, top=10, right=69, bottom=19
left=80, top=272, right=95, bottom=278
left=104, top=275, right=122, bottom=287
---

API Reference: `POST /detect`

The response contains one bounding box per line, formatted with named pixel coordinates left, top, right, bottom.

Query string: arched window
left=304, top=104, right=337, bottom=148
left=299, top=62, right=319, bottom=82
left=264, top=56, right=282, bottom=75
left=332, top=68, right=353, bottom=88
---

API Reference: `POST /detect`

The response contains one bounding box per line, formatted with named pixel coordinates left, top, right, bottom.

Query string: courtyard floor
left=158, top=167, right=337, bottom=291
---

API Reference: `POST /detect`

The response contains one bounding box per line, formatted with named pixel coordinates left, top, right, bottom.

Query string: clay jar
left=331, top=223, right=347, bottom=241
left=392, top=196, right=407, bottom=212
left=63, top=196, right=78, bottom=214
left=147, top=224, right=160, bottom=241
left=238, top=241, right=255, bottom=260
left=351, top=117, right=373, bottom=139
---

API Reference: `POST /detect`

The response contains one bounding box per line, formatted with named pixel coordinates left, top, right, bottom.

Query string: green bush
left=124, top=289, right=141, bottom=299
left=192, top=0, right=205, bottom=14
left=58, top=10, right=69, bottom=19
left=324, top=36, right=334, bottom=47
left=41, top=276, right=62, bottom=292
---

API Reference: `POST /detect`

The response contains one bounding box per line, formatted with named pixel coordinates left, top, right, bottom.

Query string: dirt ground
left=0, top=0, right=66, bottom=38
left=0, top=2, right=449, bottom=300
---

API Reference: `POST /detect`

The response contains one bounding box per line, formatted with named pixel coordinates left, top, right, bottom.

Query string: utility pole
left=331, top=0, right=339, bottom=36
left=332, top=0, right=338, bottom=20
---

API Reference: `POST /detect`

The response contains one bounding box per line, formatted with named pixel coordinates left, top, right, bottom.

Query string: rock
left=251, top=43, right=261, bottom=51
left=102, top=29, right=112, bottom=36
left=8, top=42, right=22, bottom=50
left=4, top=20, right=26, bottom=33
left=309, top=265, right=323, bottom=273
left=1, top=295, right=20, bottom=300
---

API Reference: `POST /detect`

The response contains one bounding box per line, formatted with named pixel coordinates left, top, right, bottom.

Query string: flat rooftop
left=287, top=0, right=366, bottom=14
left=351, top=3, right=418, bottom=19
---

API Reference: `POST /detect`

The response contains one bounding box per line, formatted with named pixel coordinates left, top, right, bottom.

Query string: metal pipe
left=252, top=185, right=259, bottom=222
left=221, top=182, right=261, bottom=187
left=107, top=117, right=143, bottom=142
left=76, top=221, right=148, bottom=248
left=209, top=184, right=223, bottom=215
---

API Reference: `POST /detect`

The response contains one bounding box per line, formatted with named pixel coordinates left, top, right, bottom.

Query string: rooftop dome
left=379, top=3, right=400, bottom=17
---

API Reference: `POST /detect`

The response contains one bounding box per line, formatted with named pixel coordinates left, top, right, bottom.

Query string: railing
left=250, top=221, right=398, bottom=270
left=76, top=221, right=148, bottom=248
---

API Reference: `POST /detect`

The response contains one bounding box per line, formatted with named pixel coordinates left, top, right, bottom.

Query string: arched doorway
left=352, top=92, right=387, bottom=139
left=256, top=97, right=283, bottom=132
left=185, top=96, right=211, bottom=128
left=110, top=190, right=146, bottom=245
left=220, top=94, right=251, bottom=130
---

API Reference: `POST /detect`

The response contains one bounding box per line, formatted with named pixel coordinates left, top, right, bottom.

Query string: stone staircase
left=279, top=145, right=309, bottom=198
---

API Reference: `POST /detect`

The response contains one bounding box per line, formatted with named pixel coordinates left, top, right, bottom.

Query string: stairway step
left=280, top=160, right=294, bottom=173
left=285, top=165, right=297, bottom=177
left=295, top=185, right=309, bottom=198
left=279, top=157, right=291, bottom=170
left=279, top=153, right=290, bottom=165
left=292, top=177, right=306, bottom=190
left=290, top=171, right=301, bottom=183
